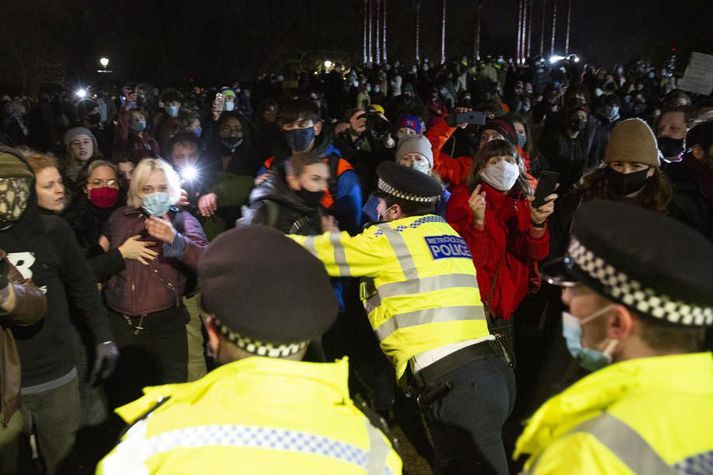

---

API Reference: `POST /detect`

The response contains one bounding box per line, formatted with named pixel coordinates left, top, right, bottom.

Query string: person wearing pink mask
left=447, top=139, right=557, bottom=360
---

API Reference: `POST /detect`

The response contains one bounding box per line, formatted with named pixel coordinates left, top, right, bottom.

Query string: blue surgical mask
left=130, top=120, right=146, bottom=133
left=142, top=192, right=172, bottom=217
left=166, top=105, right=179, bottom=118
left=561, top=306, right=618, bottom=371
left=224, top=101, right=235, bottom=112
left=284, top=127, right=315, bottom=153
left=516, top=132, right=527, bottom=148
left=191, top=127, right=202, bottom=138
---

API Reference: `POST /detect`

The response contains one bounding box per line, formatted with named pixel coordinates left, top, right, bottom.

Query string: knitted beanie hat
left=396, top=135, right=434, bottom=168
left=605, top=118, right=660, bottom=167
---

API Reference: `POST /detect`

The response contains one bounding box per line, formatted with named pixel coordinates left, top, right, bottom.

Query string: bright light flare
left=99, top=57, right=110, bottom=67
left=75, top=88, right=88, bottom=99
left=180, top=165, right=199, bottom=183
left=549, top=55, right=565, bottom=64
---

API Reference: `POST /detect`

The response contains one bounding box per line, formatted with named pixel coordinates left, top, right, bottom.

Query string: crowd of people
left=0, top=53, right=711, bottom=474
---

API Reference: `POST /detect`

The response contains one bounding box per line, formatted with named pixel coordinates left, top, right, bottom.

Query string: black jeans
left=421, top=353, right=516, bottom=475
left=106, top=306, right=188, bottom=408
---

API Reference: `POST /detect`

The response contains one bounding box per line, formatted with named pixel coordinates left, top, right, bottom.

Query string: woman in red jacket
left=446, top=139, right=556, bottom=358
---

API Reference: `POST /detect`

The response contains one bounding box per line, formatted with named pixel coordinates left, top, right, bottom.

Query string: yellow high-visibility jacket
left=97, top=357, right=402, bottom=475
left=515, top=352, right=713, bottom=474
left=290, top=215, right=490, bottom=379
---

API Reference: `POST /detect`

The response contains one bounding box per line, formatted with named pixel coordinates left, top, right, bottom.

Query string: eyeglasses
left=88, top=179, right=118, bottom=188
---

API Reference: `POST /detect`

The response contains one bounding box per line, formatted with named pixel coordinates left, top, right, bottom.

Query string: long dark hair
left=467, top=139, right=533, bottom=197
left=577, top=164, right=672, bottom=214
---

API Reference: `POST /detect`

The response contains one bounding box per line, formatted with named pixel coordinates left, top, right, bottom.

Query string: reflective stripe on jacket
left=97, top=357, right=401, bottom=474
left=290, top=215, right=489, bottom=380
left=515, top=352, right=713, bottom=474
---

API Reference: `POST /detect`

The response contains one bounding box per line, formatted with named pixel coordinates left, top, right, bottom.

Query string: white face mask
left=412, top=159, right=432, bottom=175
left=479, top=160, right=520, bottom=191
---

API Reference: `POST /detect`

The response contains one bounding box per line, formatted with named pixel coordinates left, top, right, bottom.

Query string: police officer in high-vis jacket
left=97, top=226, right=402, bottom=475
left=290, top=162, right=515, bottom=474
left=515, top=200, right=713, bottom=474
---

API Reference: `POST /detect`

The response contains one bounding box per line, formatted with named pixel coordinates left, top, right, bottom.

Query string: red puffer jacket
left=446, top=182, right=550, bottom=320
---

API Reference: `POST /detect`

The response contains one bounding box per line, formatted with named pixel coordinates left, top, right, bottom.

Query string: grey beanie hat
left=395, top=135, right=434, bottom=169
left=63, top=127, right=98, bottom=152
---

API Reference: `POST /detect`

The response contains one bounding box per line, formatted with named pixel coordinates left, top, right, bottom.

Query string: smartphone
left=532, top=171, right=560, bottom=208
left=214, top=92, right=225, bottom=111
left=447, top=111, right=487, bottom=126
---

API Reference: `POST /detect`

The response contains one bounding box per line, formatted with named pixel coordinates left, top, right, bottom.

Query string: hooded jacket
left=0, top=147, right=113, bottom=388
left=258, top=126, right=362, bottom=234
left=238, top=167, right=323, bottom=236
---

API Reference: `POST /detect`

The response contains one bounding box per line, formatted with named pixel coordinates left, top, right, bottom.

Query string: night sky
left=1, top=0, right=712, bottom=91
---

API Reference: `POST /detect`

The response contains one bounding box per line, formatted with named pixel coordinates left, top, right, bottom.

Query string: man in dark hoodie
left=0, top=147, right=118, bottom=474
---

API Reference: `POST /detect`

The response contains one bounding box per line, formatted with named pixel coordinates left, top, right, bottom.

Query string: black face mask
left=605, top=166, right=650, bottom=196
left=657, top=137, right=685, bottom=159
left=88, top=113, right=102, bottom=125
left=296, top=188, right=324, bottom=207
left=569, top=118, right=586, bottom=132
left=220, top=137, right=243, bottom=152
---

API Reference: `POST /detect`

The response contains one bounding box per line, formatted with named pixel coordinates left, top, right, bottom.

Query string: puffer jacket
left=0, top=251, right=47, bottom=426
left=103, top=207, right=207, bottom=316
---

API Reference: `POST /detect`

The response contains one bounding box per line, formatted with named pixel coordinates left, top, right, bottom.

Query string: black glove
left=91, top=341, right=119, bottom=385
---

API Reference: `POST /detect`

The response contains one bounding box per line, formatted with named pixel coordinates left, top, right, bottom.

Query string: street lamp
left=99, top=57, right=110, bottom=68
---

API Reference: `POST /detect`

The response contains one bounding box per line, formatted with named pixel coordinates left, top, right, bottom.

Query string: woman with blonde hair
left=100, top=158, right=207, bottom=406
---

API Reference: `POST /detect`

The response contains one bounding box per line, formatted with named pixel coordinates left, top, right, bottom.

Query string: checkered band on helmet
left=568, top=237, right=713, bottom=327
left=377, top=178, right=440, bottom=203
left=216, top=320, right=309, bottom=357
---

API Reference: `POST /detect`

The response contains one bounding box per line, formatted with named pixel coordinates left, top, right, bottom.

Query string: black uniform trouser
left=416, top=348, right=516, bottom=475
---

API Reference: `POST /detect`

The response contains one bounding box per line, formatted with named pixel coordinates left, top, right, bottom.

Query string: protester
left=0, top=146, right=117, bottom=474
left=100, top=158, right=207, bottom=407
left=24, top=152, right=66, bottom=214
left=239, top=151, right=328, bottom=234
left=447, top=139, right=555, bottom=358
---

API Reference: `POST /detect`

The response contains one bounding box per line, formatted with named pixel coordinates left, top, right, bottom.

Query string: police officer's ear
left=606, top=304, right=635, bottom=342
left=313, top=120, right=323, bottom=137
left=390, top=203, right=405, bottom=220
left=204, top=315, right=221, bottom=360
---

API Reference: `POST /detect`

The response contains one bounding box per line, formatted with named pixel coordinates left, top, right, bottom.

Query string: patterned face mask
left=0, top=177, right=31, bottom=228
